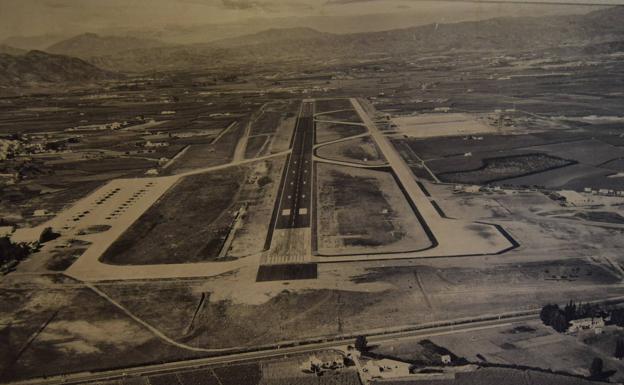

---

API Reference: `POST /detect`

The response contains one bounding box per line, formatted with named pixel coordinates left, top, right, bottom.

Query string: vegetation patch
left=438, top=153, right=575, bottom=184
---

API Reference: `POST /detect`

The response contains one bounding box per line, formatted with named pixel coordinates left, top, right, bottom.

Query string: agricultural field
left=315, top=121, right=367, bottom=144
left=79, top=352, right=359, bottom=385
left=370, top=367, right=605, bottom=385
left=0, top=84, right=271, bottom=229
left=428, top=320, right=624, bottom=383
left=315, top=136, right=387, bottom=166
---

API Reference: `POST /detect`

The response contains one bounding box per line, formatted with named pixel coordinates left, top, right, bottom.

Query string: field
left=315, top=163, right=431, bottom=255
left=164, top=122, right=243, bottom=174
left=77, top=352, right=360, bottom=385
left=99, top=158, right=282, bottom=266
left=0, top=83, right=274, bottom=229
left=392, top=113, right=498, bottom=138
left=315, top=99, right=354, bottom=113
left=100, top=167, right=246, bottom=265
left=370, top=367, right=604, bottom=385
left=407, top=132, right=624, bottom=190
left=315, top=121, right=367, bottom=144
left=315, top=109, right=362, bottom=124
left=427, top=321, right=624, bottom=383
left=437, top=153, right=575, bottom=184
left=91, top=254, right=624, bottom=352
left=0, top=277, right=198, bottom=382
left=315, top=136, right=387, bottom=166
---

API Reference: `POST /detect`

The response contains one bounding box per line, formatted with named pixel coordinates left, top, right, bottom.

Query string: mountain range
left=0, top=50, right=115, bottom=87
left=78, top=6, right=624, bottom=72
left=46, top=33, right=169, bottom=59
left=2, top=6, right=624, bottom=87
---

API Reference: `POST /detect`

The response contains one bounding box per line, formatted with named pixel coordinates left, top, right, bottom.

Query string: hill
left=46, top=33, right=167, bottom=59
left=0, top=50, right=115, bottom=87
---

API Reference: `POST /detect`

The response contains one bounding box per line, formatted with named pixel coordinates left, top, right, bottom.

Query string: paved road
left=11, top=313, right=538, bottom=385
left=275, top=101, right=314, bottom=229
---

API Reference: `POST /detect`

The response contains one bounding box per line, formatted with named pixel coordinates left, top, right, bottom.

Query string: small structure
left=568, top=317, right=605, bottom=333
left=363, top=359, right=411, bottom=379
left=33, top=209, right=48, bottom=217
left=441, top=355, right=452, bottom=364
left=465, top=185, right=481, bottom=193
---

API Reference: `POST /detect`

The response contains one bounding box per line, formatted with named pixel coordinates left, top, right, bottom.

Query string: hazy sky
left=0, top=0, right=622, bottom=40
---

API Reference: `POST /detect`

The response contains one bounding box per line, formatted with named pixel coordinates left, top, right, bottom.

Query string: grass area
left=165, top=123, right=244, bottom=174
left=316, top=163, right=430, bottom=255
left=0, top=283, right=197, bottom=382
left=574, top=211, right=624, bottom=224
left=101, top=167, right=246, bottom=265
left=315, top=99, right=354, bottom=113
left=437, top=154, right=574, bottom=184
left=315, top=110, right=362, bottom=124
left=316, top=136, right=386, bottom=166
left=246, top=135, right=269, bottom=158
left=45, top=246, right=87, bottom=271
left=315, top=122, right=367, bottom=144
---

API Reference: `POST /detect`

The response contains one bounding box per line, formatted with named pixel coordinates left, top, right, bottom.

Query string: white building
left=568, top=317, right=605, bottom=333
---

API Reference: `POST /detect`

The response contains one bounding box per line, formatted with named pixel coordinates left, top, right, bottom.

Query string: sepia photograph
left=2, top=0, right=624, bottom=384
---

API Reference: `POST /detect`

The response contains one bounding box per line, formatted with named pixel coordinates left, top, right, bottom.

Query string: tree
left=590, top=357, right=603, bottom=379
left=564, top=300, right=577, bottom=322
left=39, top=227, right=59, bottom=243
left=551, top=311, right=569, bottom=333
left=355, top=335, right=368, bottom=352
left=615, top=339, right=624, bottom=360
left=611, top=309, right=624, bottom=327
left=0, top=237, right=32, bottom=266
left=540, top=304, right=560, bottom=326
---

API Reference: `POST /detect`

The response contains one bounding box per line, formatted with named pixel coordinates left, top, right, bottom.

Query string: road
left=275, top=100, right=314, bottom=229
left=10, top=313, right=539, bottom=385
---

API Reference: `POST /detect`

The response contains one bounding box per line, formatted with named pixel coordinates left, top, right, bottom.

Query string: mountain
left=2, top=34, right=68, bottom=51
left=46, top=33, right=167, bottom=59
left=0, top=45, right=26, bottom=56
left=208, top=27, right=332, bottom=48
left=71, top=6, right=624, bottom=72
left=0, top=50, right=115, bottom=87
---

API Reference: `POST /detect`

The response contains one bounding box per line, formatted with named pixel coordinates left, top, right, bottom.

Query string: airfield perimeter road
left=12, top=312, right=541, bottom=385
left=274, top=100, right=314, bottom=229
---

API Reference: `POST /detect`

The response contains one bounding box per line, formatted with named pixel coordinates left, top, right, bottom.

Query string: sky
left=0, top=0, right=622, bottom=41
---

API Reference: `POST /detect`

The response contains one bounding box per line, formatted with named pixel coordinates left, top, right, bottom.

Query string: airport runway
left=275, top=100, right=314, bottom=229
